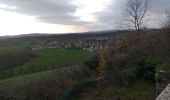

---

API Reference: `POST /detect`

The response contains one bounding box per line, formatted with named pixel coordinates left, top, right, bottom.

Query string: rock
left=156, top=84, right=170, bottom=100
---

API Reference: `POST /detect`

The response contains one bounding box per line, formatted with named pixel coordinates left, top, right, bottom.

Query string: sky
left=0, top=0, right=169, bottom=36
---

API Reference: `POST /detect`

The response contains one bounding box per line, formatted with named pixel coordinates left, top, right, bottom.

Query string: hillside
left=0, top=31, right=122, bottom=100
left=0, top=29, right=169, bottom=100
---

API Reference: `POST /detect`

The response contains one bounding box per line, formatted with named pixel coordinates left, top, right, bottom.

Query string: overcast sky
left=0, top=0, right=169, bottom=35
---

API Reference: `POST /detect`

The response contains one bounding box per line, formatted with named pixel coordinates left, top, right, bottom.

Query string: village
left=32, top=37, right=116, bottom=52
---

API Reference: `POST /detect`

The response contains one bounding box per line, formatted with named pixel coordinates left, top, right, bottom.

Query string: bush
left=130, top=57, right=159, bottom=82
left=0, top=96, right=4, bottom=100
left=107, top=57, right=159, bottom=86
left=108, top=67, right=137, bottom=86
left=119, top=68, right=137, bottom=85
left=84, top=56, right=98, bottom=70
left=0, top=50, right=37, bottom=79
left=0, top=50, right=37, bottom=70
left=59, top=80, right=96, bottom=100
left=0, top=65, right=92, bottom=100
left=156, top=64, right=170, bottom=75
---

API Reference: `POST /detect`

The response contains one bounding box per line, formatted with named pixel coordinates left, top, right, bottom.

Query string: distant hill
left=0, top=28, right=159, bottom=39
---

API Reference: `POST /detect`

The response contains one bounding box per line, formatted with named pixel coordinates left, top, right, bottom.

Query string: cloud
left=0, top=0, right=76, bottom=15
left=91, top=0, right=126, bottom=30
left=0, top=0, right=170, bottom=32
left=37, top=13, right=90, bottom=25
left=148, top=0, right=170, bottom=28
left=151, top=0, right=170, bottom=14
left=94, top=0, right=170, bottom=29
left=0, top=0, right=87, bottom=25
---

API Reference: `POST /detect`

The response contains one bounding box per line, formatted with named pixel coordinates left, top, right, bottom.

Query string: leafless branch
left=124, top=0, right=151, bottom=33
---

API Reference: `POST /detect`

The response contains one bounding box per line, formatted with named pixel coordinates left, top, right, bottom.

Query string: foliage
left=0, top=25, right=169, bottom=100
left=97, top=48, right=114, bottom=77
left=76, top=80, right=155, bottom=100
left=0, top=48, right=93, bottom=80
left=103, top=29, right=170, bottom=85
left=109, top=67, right=137, bottom=86
left=0, top=65, right=92, bottom=100
left=0, top=49, right=37, bottom=79
left=83, top=56, right=98, bottom=70
left=107, top=57, right=159, bottom=87
left=133, top=57, right=159, bottom=82
left=156, top=64, right=170, bottom=73
left=156, top=64, right=170, bottom=80
left=0, top=96, right=4, bottom=100
left=59, top=80, right=96, bottom=100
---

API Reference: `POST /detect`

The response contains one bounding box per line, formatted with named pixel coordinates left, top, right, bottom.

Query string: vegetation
left=76, top=80, right=155, bottom=100
left=0, top=10, right=169, bottom=100
left=97, top=48, right=113, bottom=78
left=125, top=0, right=151, bottom=32
left=59, top=80, right=96, bottom=100
left=0, top=47, right=93, bottom=80
left=0, top=29, right=168, bottom=99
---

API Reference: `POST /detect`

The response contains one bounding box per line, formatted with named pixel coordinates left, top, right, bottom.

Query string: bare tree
left=124, top=0, right=151, bottom=33
left=163, top=10, right=170, bottom=32
left=115, top=19, right=133, bottom=31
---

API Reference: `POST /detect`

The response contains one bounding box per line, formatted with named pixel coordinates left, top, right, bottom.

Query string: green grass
left=0, top=64, right=88, bottom=88
left=0, top=42, right=38, bottom=52
left=0, top=43, right=94, bottom=99
left=0, top=41, right=93, bottom=79
left=0, top=69, right=53, bottom=87
left=77, top=80, right=155, bottom=100
left=0, top=48, right=93, bottom=81
left=12, top=48, right=93, bottom=75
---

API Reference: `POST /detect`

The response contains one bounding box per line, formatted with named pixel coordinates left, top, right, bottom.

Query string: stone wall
left=156, top=72, right=170, bottom=96
left=156, top=84, right=170, bottom=100
left=156, top=65, right=170, bottom=99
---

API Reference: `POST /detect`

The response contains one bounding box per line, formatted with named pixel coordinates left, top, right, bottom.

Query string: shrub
left=0, top=50, right=37, bottom=79
left=156, top=64, right=170, bottom=75
left=0, top=96, right=4, bottom=100
left=59, top=80, right=96, bottom=100
left=97, top=47, right=114, bottom=77
left=107, top=67, right=137, bottom=86
left=119, top=67, right=137, bottom=85
left=129, top=57, right=159, bottom=82
left=0, top=50, right=37, bottom=70
left=0, top=65, right=92, bottom=100
left=84, top=56, right=98, bottom=70
left=107, top=56, right=159, bottom=86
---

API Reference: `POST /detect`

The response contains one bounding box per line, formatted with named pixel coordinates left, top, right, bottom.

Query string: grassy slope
left=77, top=80, right=155, bottom=100
left=12, top=48, right=93, bottom=76
left=0, top=42, right=37, bottom=52
left=0, top=66, right=79, bottom=88
left=0, top=45, right=93, bottom=88
left=0, top=69, right=53, bottom=87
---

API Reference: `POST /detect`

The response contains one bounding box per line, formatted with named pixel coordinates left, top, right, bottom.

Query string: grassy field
left=0, top=69, right=54, bottom=87
left=0, top=43, right=94, bottom=82
left=0, top=42, right=38, bottom=52
left=0, top=65, right=85, bottom=88
left=12, top=48, right=93, bottom=76
left=76, top=80, right=155, bottom=100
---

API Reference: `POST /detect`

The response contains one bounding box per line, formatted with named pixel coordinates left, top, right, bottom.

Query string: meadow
left=0, top=29, right=169, bottom=100
left=0, top=42, right=93, bottom=88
